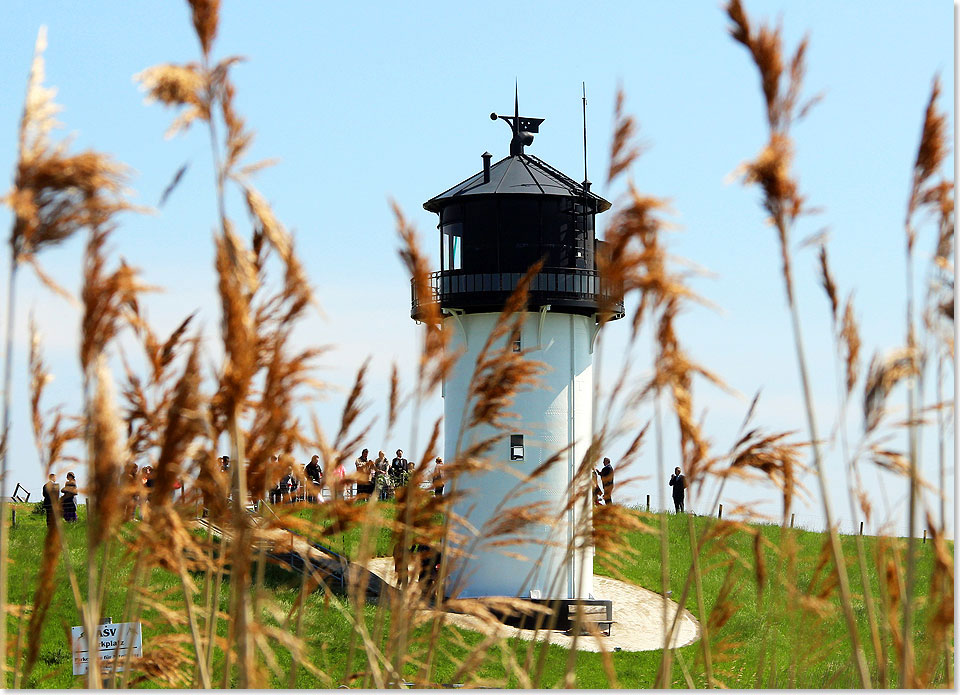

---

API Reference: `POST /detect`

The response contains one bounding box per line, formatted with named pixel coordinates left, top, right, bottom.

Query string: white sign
left=71, top=622, right=142, bottom=676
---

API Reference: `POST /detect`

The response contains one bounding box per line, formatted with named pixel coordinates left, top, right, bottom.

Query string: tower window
left=510, top=434, right=524, bottom=461
left=443, top=227, right=462, bottom=270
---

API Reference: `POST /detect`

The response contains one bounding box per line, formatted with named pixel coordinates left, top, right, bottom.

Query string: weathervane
left=490, top=83, right=545, bottom=156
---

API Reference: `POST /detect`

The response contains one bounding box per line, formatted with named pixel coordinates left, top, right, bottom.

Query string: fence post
left=718, top=504, right=722, bottom=520
left=859, top=521, right=863, bottom=536
left=646, top=495, right=650, bottom=512
left=10, top=509, right=15, bottom=528
left=790, top=513, right=795, bottom=529
left=923, top=529, right=927, bottom=544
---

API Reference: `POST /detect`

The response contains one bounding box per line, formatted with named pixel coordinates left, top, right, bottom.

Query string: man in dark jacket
left=599, top=458, right=615, bottom=505
left=669, top=466, right=686, bottom=512
left=304, top=455, right=322, bottom=503
left=390, top=450, right=408, bottom=489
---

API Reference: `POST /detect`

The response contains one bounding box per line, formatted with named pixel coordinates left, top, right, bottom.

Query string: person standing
left=61, top=472, right=78, bottom=522
left=279, top=466, right=299, bottom=504
left=332, top=460, right=346, bottom=501
left=390, top=450, right=408, bottom=490
left=354, top=449, right=369, bottom=498
left=142, top=465, right=155, bottom=508
left=432, top=457, right=445, bottom=497
left=669, top=466, right=686, bottom=513
left=304, top=455, right=322, bottom=503
left=374, top=451, right=390, bottom=500
left=355, top=458, right=374, bottom=500
left=41, top=474, right=59, bottom=528
left=593, top=470, right=604, bottom=506
left=599, top=457, right=614, bottom=505
left=219, top=455, right=232, bottom=505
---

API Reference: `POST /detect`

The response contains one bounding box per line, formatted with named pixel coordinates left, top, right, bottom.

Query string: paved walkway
left=363, top=557, right=700, bottom=653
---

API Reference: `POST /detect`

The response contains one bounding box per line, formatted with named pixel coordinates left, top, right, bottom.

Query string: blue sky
left=0, top=1, right=953, bottom=536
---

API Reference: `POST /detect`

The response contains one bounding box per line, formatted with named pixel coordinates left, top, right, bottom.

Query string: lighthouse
left=411, top=94, right=624, bottom=604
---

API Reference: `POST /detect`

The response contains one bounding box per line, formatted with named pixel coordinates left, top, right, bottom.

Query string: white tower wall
left=443, top=310, right=595, bottom=600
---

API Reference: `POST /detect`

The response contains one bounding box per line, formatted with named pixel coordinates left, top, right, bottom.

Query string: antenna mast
left=582, top=82, right=589, bottom=187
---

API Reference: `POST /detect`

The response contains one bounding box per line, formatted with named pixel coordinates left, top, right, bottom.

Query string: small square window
left=510, top=434, right=524, bottom=461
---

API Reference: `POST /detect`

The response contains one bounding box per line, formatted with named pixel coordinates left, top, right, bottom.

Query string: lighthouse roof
left=423, top=153, right=612, bottom=214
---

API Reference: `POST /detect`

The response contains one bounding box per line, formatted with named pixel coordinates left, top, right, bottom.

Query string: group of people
left=124, top=462, right=184, bottom=520
left=266, top=449, right=447, bottom=505
left=354, top=449, right=445, bottom=501
left=40, top=472, right=79, bottom=526
left=593, top=460, right=688, bottom=514
left=39, top=451, right=666, bottom=523
left=268, top=455, right=329, bottom=504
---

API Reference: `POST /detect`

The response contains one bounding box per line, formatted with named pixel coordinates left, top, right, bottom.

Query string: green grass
left=5, top=502, right=949, bottom=688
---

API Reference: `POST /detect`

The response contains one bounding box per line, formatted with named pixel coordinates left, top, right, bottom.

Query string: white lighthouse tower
left=411, top=96, right=623, bottom=605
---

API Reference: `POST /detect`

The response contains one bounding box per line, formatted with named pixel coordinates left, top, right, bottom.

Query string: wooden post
left=646, top=495, right=650, bottom=512
left=718, top=504, right=723, bottom=520
left=10, top=509, right=15, bottom=528
left=923, top=529, right=927, bottom=544
left=859, top=521, right=864, bottom=536
left=790, top=513, right=795, bottom=529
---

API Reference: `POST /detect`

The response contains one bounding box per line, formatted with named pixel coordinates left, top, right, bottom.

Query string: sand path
left=363, top=557, right=700, bottom=653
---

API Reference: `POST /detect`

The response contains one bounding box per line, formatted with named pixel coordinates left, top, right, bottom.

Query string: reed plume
left=900, top=74, right=950, bottom=685
left=726, top=1, right=871, bottom=683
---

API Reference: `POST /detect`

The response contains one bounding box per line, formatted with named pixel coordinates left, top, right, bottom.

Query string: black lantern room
left=411, top=97, right=625, bottom=323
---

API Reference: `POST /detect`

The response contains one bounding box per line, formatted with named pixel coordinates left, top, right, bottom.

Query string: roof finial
left=490, top=84, right=545, bottom=156
left=514, top=81, right=520, bottom=140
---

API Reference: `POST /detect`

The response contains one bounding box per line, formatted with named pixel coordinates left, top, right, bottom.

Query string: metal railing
left=411, top=268, right=624, bottom=318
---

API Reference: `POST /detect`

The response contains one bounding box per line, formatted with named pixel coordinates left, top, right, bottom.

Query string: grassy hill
left=6, top=501, right=949, bottom=688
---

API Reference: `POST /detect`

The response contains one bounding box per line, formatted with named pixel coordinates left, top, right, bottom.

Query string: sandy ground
left=363, top=557, right=700, bottom=653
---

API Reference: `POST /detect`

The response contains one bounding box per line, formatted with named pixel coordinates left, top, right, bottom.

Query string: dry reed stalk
left=340, top=507, right=381, bottom=685
left=390, top=236, right=452, bottom=684
left=605, top=172, right=667, bottom=685
left=83, top=359, right=126, bottom=688
left=78, top=226, right=148, bottom=687
left=174, top=542, right=213, bottom=687
left=394, top=203, right=568, bottom=688
left=726, top=1, right=873, bottom=684
left=202, top=525, right=227, bottom=681
left=900, top=75, right=949, bottom=687
left=25, top=318, right=92, bottom=682
left=717, top=429, right=807, bottom=522
left=9, top=593, right=31, bottom=690
left=686, top=512, right=714, bottom=686
left=874, top=535, right=903, bottom=683
left=604, top=90, right=730, bottom=685
left=652, top=394, right=673, bottom=686
left=114, top=341, right=210, bottom=686
left=917, top=510, right=954, bottom=686
left=139, top=0, right=334, bottom=681
left=2, top=28, right=133, bottom=684
left=814, top=242, right=892, bottom=686
left=20, top=518, right=60, bottom=681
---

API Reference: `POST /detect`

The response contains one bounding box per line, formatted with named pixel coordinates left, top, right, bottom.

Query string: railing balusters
left=412, top=268, right=625, bottom=319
